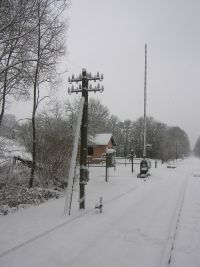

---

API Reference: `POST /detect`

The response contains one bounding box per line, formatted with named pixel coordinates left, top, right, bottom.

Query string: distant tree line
left=0, top=96, right=191, bottom=188
left=193, top=136, right=200, bottom=157
left=65, top=97, right=190, bottom=160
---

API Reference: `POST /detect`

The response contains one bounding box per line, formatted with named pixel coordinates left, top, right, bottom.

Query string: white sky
left=10, top=0, right=200, bottom=148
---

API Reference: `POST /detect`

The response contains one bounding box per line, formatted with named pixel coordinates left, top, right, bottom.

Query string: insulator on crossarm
left=97, top=72, right=100, bottom=78
left=101, top=74, right=104, bottom=80
left=100, top=85, right=104, bottom=93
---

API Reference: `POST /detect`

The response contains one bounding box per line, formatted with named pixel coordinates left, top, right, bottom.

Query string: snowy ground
left=0, top=136, right=31, bottom=164
left=0, top=157, right=200, bottom=267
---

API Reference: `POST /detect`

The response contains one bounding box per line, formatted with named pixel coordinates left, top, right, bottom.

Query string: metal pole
left=105, top=154, right=108, bottom=182
left=131, top=151, right=134, bottom=173
left=79, top=68, right=88, bottom=209
left=143, top=44, right=147, bottom=159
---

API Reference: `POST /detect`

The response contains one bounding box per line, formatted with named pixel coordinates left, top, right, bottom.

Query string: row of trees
left=65, top=97, right=190, bottom=160
left=0, top=96, right=191, bottom=187
left=194, top=137, right=200, bottom=157
left=0, top=0, right=70, bottom=187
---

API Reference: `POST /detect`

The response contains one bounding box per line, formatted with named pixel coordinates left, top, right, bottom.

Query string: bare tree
left=0, top=0, right=39, bottom=125
left=36, top=103, right=72, bottom=187
left=194, top=136, right=200, bottom=158
left=65, top=97, right=110, bottom=136
left=88, top=98, right=110, bottom=135
left=27, top=0, right=70, bottom=187
left=117, top=119, right=133, bottom=157
left=162, top=126, right=190, bottom=161
left=108, top=115, right=120, bottom=135
left=65, top=96, right=81, bottom=135
left=18, top=100, right=73, bottom=188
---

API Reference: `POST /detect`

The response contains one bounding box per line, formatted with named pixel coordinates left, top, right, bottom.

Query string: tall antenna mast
left=143, top=44, right=147, bottom=158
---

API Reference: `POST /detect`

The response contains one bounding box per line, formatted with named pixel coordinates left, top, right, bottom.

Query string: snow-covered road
left=0, top=157, right=200, bottom=267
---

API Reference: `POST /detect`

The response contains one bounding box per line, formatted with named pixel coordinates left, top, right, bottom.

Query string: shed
left=88, top=133, right=116, bottom=163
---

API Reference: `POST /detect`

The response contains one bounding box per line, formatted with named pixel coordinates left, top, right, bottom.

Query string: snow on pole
left=64, top=97, right=85, bottom=215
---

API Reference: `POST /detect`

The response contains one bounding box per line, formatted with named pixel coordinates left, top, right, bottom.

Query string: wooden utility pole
left=68, top=68, right=104, bottom=209
left=80, top=69, right=88, bottom=209
left=130, top=149, right=134, bottom=173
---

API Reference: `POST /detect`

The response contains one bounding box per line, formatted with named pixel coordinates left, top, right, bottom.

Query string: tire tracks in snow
left=160, top=175, right=189, bottom=267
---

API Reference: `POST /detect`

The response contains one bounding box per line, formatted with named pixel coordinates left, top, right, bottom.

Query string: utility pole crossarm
left=68, top=72, right=103, bottom=84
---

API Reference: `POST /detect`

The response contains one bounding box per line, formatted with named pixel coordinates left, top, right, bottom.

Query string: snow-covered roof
left=106, top=148, right=116, bottom=154
left=94, top=133, right=116, bottom=146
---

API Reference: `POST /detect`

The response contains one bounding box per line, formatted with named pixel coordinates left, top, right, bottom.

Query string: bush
left=0, top=185, right=62, bottom=216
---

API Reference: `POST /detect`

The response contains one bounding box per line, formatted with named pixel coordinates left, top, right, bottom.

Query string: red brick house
left=88, top=133, right=116, bottom=163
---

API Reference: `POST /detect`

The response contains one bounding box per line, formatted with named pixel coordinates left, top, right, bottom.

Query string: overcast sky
left=11, top=0, right=200, bottom=148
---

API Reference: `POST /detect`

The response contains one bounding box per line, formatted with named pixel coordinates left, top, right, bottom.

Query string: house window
left=88, top=146, right=94, bottom=156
